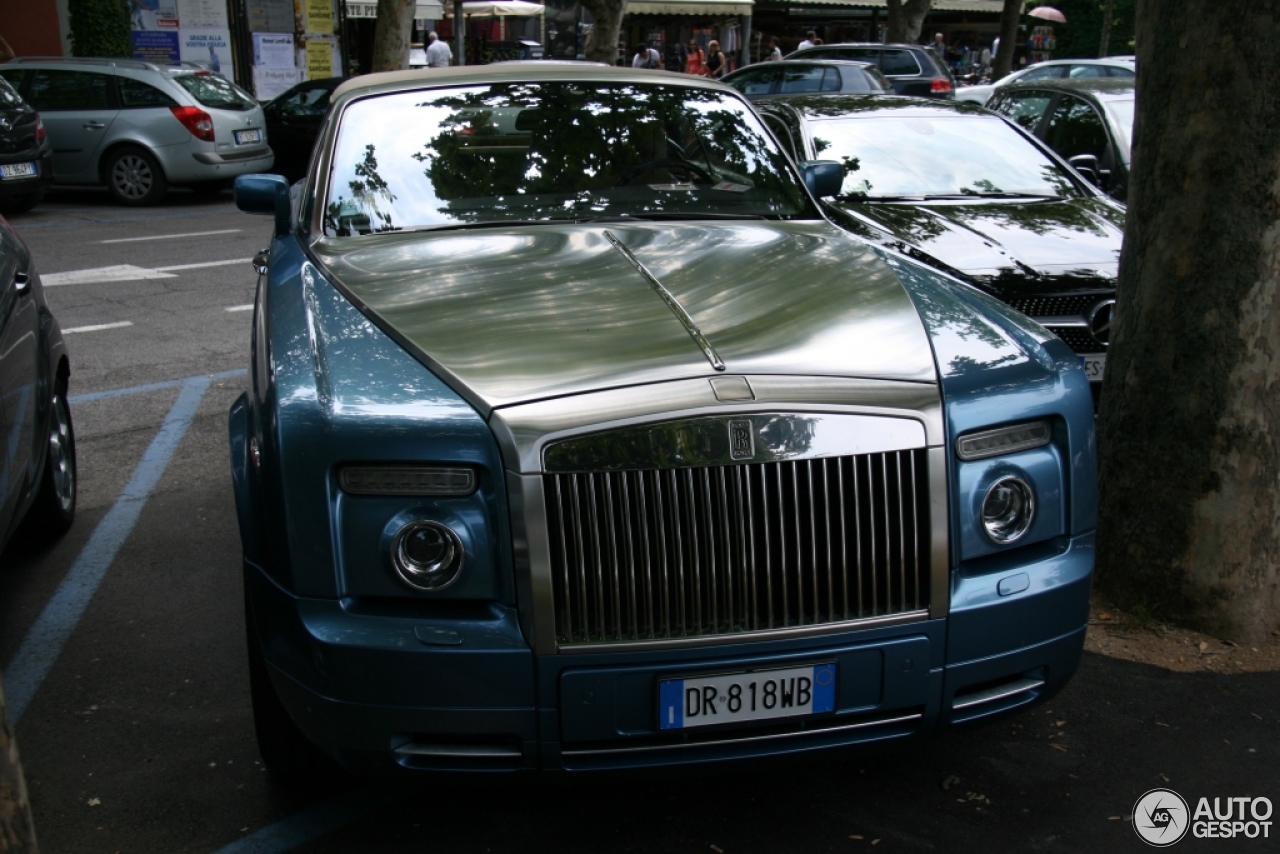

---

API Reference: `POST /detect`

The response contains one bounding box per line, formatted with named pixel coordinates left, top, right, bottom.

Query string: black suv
left=786, top=43, right=955, bottom=98
left=0, top=75, right=53, bottom=214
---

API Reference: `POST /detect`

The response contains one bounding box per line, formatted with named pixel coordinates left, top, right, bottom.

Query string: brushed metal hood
left=309, top=221, right=937, bottom=414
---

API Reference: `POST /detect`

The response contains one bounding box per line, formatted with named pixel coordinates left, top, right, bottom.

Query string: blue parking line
left=4, top=376, right=213, bottom=725
left=70, top=368, right=245, bottom=404
left=210, top=790, right=391, bottom=854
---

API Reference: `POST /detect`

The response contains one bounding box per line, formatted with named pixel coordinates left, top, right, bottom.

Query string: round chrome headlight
left=981, top=476, right=1035, bottom=544
left=391, top=521, right=464, bottom=591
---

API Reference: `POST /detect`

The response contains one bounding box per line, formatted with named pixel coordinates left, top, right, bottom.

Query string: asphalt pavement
left=0, top=188, right=1276, bottom=853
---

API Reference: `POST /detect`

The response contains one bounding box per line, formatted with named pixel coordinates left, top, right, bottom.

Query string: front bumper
left=246, top=532, right=1092, bottom=777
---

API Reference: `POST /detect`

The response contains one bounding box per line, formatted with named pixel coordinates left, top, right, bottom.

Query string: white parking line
left=99, top=229, right=242, bottom=244
left=63, top=321, right=134, bottom=334
left=42, top=258, right=253, bottom=287
left=156, top=258, right=252, bottom=272
left=224, top=304, right=254, bottom=312
left=43, top=265, right=178, bottom=287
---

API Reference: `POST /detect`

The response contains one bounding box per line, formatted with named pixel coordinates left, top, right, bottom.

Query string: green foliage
left=68, top=0, right=133, bottom=58
left=1036, top=0, right=1137, bottom=59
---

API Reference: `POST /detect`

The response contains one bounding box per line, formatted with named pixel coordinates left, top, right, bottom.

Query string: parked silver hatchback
left=0, top=57, right=273, bottom=205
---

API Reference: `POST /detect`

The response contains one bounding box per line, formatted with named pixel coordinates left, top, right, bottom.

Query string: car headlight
left=391, top=520, right=465, bottom=591
left=980, top=476, right=1035, bottom=544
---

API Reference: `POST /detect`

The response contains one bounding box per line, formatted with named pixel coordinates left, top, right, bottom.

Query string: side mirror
left=235, top=174, right=292, bottom=237
left=1068, top=153, right=1103, bottom=186
left=799, top=160, right=844, bottom=198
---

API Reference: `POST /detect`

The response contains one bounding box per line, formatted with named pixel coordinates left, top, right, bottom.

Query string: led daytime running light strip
left=956, top=421, right=1051, bottom=461
left=339, top=465, right=475, bottom=496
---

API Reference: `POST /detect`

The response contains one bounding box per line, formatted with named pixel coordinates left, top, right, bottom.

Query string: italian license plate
left=1081, top=354, right=1106, bottom=382
left=235, top=129, right=262, bottom=145
left=658, top=662, right=836, bottom=730
left=0, top=162, right=37, bottom=180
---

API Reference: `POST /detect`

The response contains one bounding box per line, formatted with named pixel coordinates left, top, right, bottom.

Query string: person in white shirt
left=766, top=36, right=782, bottom=62
left=426, top=31, right=453, bottom=68
left=797, top=30, right=817, bottom=51
left=632, top=43, right=661, bottom=69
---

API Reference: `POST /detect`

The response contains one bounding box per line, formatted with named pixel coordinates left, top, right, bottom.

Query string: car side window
left=1105, top=66, right=1136, bottom=78
left=1068, top=65, right=1107, bottom=78
left=278, top=85, right=333, bottom=118
left=991, top=91, right=1053, bottom=132
left=27, top=70, right=113, bottom=111
left=730, top=68, right=778, bottom=96
left=779, top=67, right=830, bottom=95
left=118, top=77, right=177, bottom=108
left=1045, top=95, right=1110, bottom=161
left=1021, top=65, right=1067, bottom=81
left=762, top=114, right=800, bottom=161
left=880, top=50, right=921, bottom=76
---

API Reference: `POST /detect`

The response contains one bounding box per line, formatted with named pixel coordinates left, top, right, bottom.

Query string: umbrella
left=1028, top=6, right=1067, bottom=23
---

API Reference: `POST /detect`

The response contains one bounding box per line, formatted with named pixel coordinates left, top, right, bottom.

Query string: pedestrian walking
left=426, top=31, right=453, bottom=68
left=685, top=40, right=708, bottom=76
left=632, top=43, right=660, bottom=69
left=704, top=40, right=727, bottom=79
left=766, top=36, right=782, bottom=62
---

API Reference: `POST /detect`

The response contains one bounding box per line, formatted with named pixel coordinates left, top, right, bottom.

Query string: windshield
left=323, top=81, right=815, bottom=237
left=1103, top=98, right=1135, bottom=158
left=172, top=72, right=257, bottom=111
left=806, top=112, right=1079, bottom=200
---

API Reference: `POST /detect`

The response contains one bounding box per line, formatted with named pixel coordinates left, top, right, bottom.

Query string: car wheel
left=0, top=192, right=44, bottom=214
left=105, top=147, right=168, bottom=205
left=24, top=380, right=76, bottom=539
left=244, top=588, right=341, bottom=784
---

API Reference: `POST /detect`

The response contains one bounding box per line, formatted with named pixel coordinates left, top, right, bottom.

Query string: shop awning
left=627, top=0, right=754, bottom=16
left=445, top=0, right=546, bottom=15
left=781, top=0, right=1011, bottom=11
left=345, top=1, right=445, bottom=18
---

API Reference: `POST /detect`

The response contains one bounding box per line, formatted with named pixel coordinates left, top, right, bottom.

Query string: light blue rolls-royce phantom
left=230, top=63, right=1096, bottom=780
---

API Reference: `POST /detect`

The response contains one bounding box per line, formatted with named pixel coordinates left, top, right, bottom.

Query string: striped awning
left=628, top=0, right=754, bottom=16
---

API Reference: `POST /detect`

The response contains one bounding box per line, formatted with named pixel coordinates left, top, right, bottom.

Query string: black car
left=262, top=76, right=346, bottom=183
left=986, top=78, right=1135, bottom=202
left=786, top=43, right=955, bottom=99
left=755, top=94, right=1124, bottom=393
left=723, top=59, right=891, bottom=100
left=0, top=213, right=76, bottom=556
left=0, top=76, right=54, bottom=214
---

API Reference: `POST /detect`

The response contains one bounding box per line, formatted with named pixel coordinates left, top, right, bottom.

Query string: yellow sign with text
left=307, top=0, right=334, bottom=33
left=306, top=40, right=334, bottom=78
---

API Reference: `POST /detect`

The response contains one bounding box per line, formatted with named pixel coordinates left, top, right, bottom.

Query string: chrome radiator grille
left=544, top=450, right=930, bottom=645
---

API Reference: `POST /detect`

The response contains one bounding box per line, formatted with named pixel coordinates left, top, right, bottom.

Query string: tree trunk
left=884, top=0, right=933, bottom=44
left=1096, top=0, right=1280, bottom=644
left=1098, top=0, right=1116, bottom=56
left=371, top=0, right=416, bottom=72
left=992, top=0, right=1021, bottom=80
left=580, top=0, right=626, bottom=66
left=1, top=674, right=38, bottom=853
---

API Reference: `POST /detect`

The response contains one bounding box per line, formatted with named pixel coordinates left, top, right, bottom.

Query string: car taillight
left=931, top=77, right=953, bottom=93
left=169, top=105, right=215, bottom=142
left=34, top=114, right=46, bottom=143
